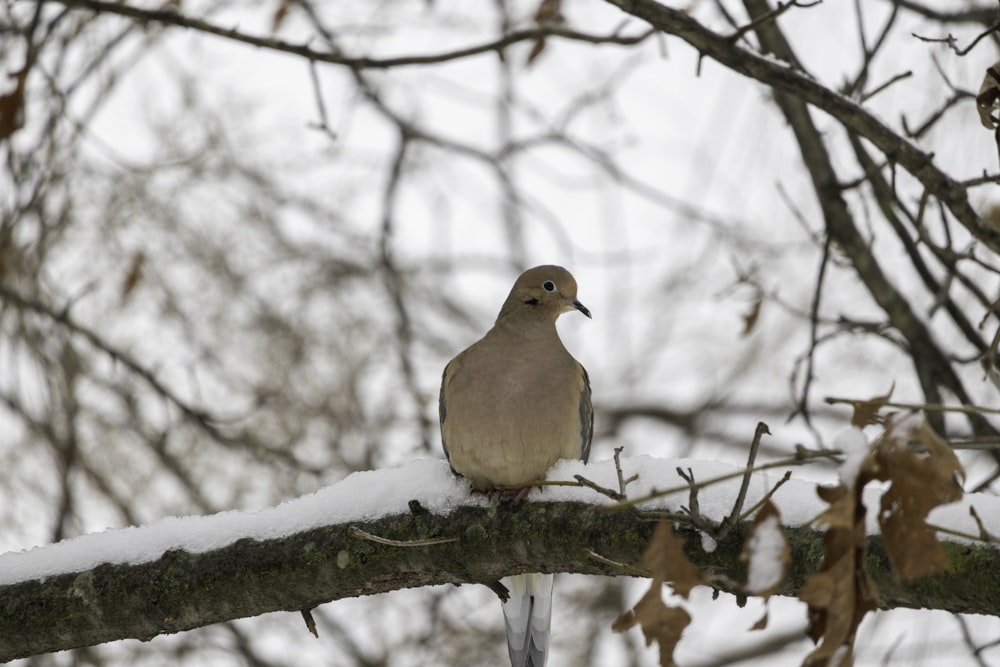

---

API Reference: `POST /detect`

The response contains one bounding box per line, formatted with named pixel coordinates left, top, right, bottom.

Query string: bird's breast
left=442, top=347, right=583, bottom=490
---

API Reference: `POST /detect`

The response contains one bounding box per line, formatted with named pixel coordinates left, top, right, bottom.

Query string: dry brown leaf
left=849, top=384, right=894, bottom=428
left=120, top=251, right=146, bottom=302
left=799, top=472, right=877, bottom=665
left=741, top=500, right=788, bottom=598
left=270, top=0, right=293, bottom=33
left=0, top=69, right=27, bottom=141
left=977, top=62, right=1000, bottom=129
left=644, top=521, right=705, bottom=598
left=872, top=418, right=965, bottom=581
left=751, top=610, right=769, bottom=631
left=799, top=547, right=868, bottom=665
left=815, top=482, right=846, bottom=506
left=526, top=37, right=547, bottom=66
left=977, top=62, right=1000, bottom=167
left=525, top=0, right=562, bottom=67
left=814, top=484, right=857, bottom=531
left=741, top=296, right=763, bottom=336
left=612, top=586, right=691, bottom=667
left=614, top=521, right=702, bottom=666
left=983, top=202, right=1000, bottom=233
left=533, top=0, right=563, bottom=22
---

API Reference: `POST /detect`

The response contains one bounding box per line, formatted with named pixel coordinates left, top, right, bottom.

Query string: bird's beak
left=571, top=298, right=592, bottom=319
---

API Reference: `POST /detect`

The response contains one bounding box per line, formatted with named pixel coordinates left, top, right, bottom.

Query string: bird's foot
left=498, top=484, right=540, bottom=504
left=471, top=484, right=542, bottom=504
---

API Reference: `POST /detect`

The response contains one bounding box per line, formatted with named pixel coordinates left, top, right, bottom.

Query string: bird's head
left=498, top=265, right=591, bottom=321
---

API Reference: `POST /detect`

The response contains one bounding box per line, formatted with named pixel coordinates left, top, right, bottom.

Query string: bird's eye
left=542, top=280, right=556, bottom=292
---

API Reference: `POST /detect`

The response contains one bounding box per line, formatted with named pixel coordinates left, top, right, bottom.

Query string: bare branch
left=912, top=21, right=1000, bottom=56
left=601, top=0, right=1000, bottom=256
left=726, top=0, right=822, bottom=45
left=718, top=421, right=771, bottom=540
left=51, top=0, right=653, bottom=69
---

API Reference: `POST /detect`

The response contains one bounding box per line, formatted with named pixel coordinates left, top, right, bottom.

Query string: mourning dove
left=439, top=265, right=593, bottom=667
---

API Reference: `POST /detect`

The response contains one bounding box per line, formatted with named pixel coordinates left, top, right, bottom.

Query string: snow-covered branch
left=2, top=457, right=999, bottom=661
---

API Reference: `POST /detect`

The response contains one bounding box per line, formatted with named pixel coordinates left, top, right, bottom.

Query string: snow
left=0, top=458, right=476, bottom=586
left=745, top=514, right=785, bottom=594
left=833, top=427, right=870, bottom=487
left=0, top=454, right=996, bottom=587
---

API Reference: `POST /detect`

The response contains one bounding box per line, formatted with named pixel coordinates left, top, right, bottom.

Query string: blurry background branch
left=605, top=0, right=1000, bottom=254
left=51, top=0, right=655, bottom=69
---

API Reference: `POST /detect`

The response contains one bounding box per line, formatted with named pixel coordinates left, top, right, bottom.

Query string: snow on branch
left=1, top=450, right=1000, bottom=661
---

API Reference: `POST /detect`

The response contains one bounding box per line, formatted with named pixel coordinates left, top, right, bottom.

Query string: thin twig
left=677, top=467, right=701, bottom=520
left=825, top=396, right=1000, bottom=416
left=573, top=474, right=626, bottom=501
left=348, top=526, right=458, bottom=547
left=718, top=422, right=770, bottom=540
left=963, top=173, right=1000, bottom=188
left=603, top=447, right=833, bottom=512
left=738, top=470, right=792, bottom=521
left=727, top=0, right=822, bottom=44
left=55, top=0, right=655, bottom=69
left=948, top=436, right=1000, bottom=451
left=300, top=609, right=318, bottom=638
left=954, top=614, right=992, bottom=667
left=859, top=70, right=912, bottom=103
left=789, top=235, right=830, bottom=436
left=676, top=467, right=720, bottom=534
left=583, top=548, right=650, bottom=577
left=924, top=521, right=994, bottom=544
left=306, top=60, right=337, bottom=141
left=968, top=506, right=998, bottom=543
left=912, top=21, right=1000, bottom=56
left=529, top=479, right=585, bottom=488
left=614, top=446, right=638, bottom=496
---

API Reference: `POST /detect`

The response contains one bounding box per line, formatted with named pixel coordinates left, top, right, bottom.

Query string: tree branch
left=52, top=0, right=653, bottom=68
left=602, top=0, right=1000, bottom=256
left=886, top=1, right=998, bottom=25
left=1, top=498, right=999, bottom=661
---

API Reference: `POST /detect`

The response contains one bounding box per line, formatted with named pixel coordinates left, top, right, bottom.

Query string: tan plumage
left=439, top=265, right=592, bottom=667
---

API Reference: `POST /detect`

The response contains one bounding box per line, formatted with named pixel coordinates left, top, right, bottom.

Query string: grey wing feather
left=579, top=364, right=593, bottom=463
left=439, top=361, right=452, bottom=464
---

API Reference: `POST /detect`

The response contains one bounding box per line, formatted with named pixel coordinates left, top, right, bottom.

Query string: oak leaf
left=872, top=417, right=964, bottom=581
left=643, top=520, right=705, bottom=598
left=799, top=469, right=877, bottom=665
left=612, top=587, right=691, bottom=667
left=613, top=521, right=703, bottom=666
left=848, top=384, right=894, bottom=428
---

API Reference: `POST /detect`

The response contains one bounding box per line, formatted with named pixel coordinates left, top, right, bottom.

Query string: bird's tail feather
left=501, top=573, right=553, bottom=667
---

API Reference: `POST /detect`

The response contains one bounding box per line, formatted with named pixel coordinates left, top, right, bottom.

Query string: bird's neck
left=493, top=310, right=559, bottom=339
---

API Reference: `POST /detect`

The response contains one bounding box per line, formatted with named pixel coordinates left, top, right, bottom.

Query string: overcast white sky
left=5, top=0, right=1000, bottom=665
